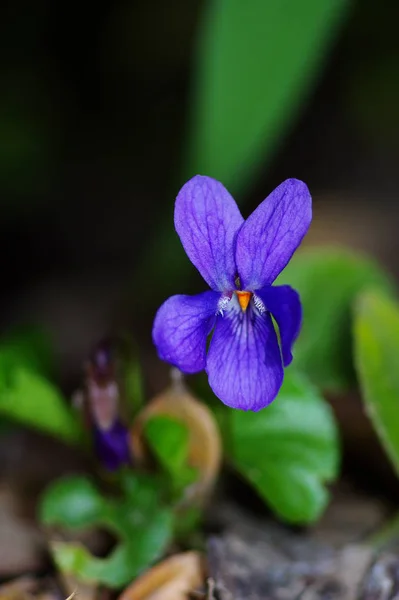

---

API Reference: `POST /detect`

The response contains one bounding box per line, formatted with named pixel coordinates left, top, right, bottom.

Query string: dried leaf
left=118, top=552, right=205, bottom=600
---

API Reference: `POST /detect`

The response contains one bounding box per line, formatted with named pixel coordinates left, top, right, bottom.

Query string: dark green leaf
left=354, top=291, right=399, bottom=476
left=185, top=0, right=351, bottom=191
left=276, top=248, right=395, bottom=391
left=228, top=370, right=339, bottom=524
left=173, top=507, right=202, bottom=541
left=123, top=347, right=145, bottom=414
left=0, top=326, right=54, bottom=379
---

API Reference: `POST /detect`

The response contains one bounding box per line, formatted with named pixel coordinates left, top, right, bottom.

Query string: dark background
left=1, top=0, right=399, bottom=385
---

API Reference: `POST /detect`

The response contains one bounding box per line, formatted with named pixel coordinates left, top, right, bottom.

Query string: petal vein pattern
left=235, top=179, right=312, bottom=289
left=206, top=299, right=283, bottom=411
left=174, top=175, right=244, bottom=290
left=152, top=291, right=220, bottom=373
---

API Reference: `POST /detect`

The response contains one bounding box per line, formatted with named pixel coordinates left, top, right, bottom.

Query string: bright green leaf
left=40, top=477, right=105, bottom=529
left=186, top=0, right=351, bottom=191
left=144, top=415, right=190, bottom=475
left=143, top=416, right=199, bottom=499
left=0, top=367, right=81, bottom=444
left=228, top=370, right=340, bottom=524
left=51, top=509, right=173, bottom=588
left=276, top=248, right=395, bottom=391
left=50, top=542, right=133, bottom=588
left=354, top=291, right=399, bottom=476
left=41, top=473, right=174, bottom=588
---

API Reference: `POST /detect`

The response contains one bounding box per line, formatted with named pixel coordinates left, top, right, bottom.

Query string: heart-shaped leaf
left=227, top=370, right=340, bottom=523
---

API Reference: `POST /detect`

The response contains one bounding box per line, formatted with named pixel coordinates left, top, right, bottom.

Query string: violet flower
left=152, top=176, right=312, bottom=411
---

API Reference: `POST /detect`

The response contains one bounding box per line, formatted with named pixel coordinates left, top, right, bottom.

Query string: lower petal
left=152, top=291, right=220, bottom=373
left=206, top=301, right=283, bottom=411
left=256, top=285, right=302, bottom=366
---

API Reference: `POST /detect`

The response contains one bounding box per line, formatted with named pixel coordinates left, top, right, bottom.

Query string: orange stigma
left=236, top=290, right=252, bottom=311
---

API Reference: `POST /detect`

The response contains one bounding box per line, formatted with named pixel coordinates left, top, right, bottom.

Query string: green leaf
left=276, top=248, right=395, bottom=391
left=40, top=476, right=105, bottom=528
left=0, top=325, right=54, bottom=378
left=144, top=415, right=199, bottom=497
left=40, top=473, right=174, bottom=588
left=51, top=508, right=173, bottom=588
left=50, top=542, right=133, bottom=589
left=228, top=370, right=340, bottom=524
left=186, top=0, right=351, bottom=191
left=0, top=367, right=81, bottom=444
left=144, top=415, right=190, bottom=475
left=354, top=291, right=399, bottom=476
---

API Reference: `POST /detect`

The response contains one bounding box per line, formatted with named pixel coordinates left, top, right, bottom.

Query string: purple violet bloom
left=152, top=176, right=312, bottom=411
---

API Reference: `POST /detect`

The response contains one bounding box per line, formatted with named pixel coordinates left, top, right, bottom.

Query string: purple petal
left=93, top=420, right=131, bottom=471
left=206, top=296, right=283, bottom=411
left=256, top=285, right=302, bottom=367
left=235, top=179, right=312, bottom=289
left=152, top=291, right=220, bottom=373
left=174, top=175, right=244, bottom=291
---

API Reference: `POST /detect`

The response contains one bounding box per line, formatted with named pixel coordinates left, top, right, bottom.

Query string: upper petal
left=256, top=285, right=302, bottom=367
left=152, top=291, right=219, bottom=373
left=206, top=296, right=283, bottom=411
left=174, top=175, right=244, bottom=291
left=235, top=179, right=312, bottom=289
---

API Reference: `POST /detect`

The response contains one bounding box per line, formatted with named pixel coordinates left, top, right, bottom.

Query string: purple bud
left=93, top=419, right=131, bottom=472
left=82, top=337, right=132, bottom=471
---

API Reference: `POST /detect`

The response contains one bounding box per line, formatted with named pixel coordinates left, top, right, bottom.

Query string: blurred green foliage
left=118, top=336, right=146, bottom=419
left=354, top=291, right=399, bottom=477
left=0, top=71, right=57, bottom=200
left=40, top=473, right=174, bottom=587
left=185, top=0, right=351, bottom=191
left=277, top=248, right=395, bottom=391
left=0, top=326, right=82, bottom=444
left=144, top=415, right=198, bottom=496
left=0, top=325, right=54, bottom=377
left=0, top=367, right=81, bottom=445
left=135, top=0, right=352, bottom=302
